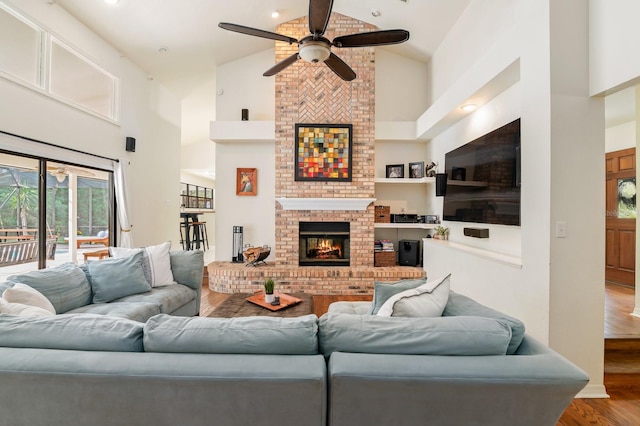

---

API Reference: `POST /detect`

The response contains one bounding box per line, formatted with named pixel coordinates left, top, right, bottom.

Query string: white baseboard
left=575, top=384, right=609, bottom=399
left=631, top=307, right=640, bottom=318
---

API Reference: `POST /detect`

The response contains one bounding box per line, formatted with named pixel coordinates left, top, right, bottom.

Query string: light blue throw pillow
left=84, top=251, right=151, bottom=303
left=144, top=313, right=319, bottom=355
left=7, top=262, right=92, bottom=313
left=443, top=290, right=526, bottom=354
left=368, top=277, right=427, bottom=315
left=318, top=313, right=511, bottom=357
left=0, top=314, right=144, bottom=352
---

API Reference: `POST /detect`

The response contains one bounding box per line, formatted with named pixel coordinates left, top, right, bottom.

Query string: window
left=0, top=4, right=41, bottom=85
left=0, top=152, right=114, bottom=278
left=50, top=38, right=117, bottom=119
left=0, top=1, right=119, bottom=121
left=181, top=183, right=214, bottom=210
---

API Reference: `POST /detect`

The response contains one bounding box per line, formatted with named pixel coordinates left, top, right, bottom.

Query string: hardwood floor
left=200, top=278, right=640, bottom=425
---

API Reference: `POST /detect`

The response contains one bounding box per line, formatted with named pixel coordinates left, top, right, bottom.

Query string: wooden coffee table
left=208, top=292, right=314, bottom=318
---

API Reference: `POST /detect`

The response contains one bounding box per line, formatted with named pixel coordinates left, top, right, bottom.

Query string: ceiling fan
left=48, top=165, right=95, bottom=183
left=218, top=0, right=410, bottom=81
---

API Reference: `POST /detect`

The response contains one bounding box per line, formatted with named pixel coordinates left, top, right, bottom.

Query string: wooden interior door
left=605, top=148, right=636, bottom=287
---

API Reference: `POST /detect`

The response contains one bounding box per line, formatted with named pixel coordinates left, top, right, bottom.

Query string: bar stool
left=179, top=222, right=189, bottom=250
left=190, top=221, right=209, bottom=251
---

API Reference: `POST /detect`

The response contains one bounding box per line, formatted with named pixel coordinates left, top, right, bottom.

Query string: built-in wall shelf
left=375, top=223, right=438, bottom=230
left=375, top=177, right=435, bottom=184
left=423, top=238, right=522, bottom=268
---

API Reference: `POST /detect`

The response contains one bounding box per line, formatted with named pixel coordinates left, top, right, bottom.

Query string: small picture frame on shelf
left=409, top=161, right=425, bottom=178
left=452, top=167, right=466, bottom=181
left=386, top=164, right=404, bottom=178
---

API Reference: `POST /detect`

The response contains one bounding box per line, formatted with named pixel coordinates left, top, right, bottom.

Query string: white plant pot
left=265, top=293, right=275, bottom=303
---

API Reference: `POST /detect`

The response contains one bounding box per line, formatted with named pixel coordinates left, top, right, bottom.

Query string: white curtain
left=114, top=160, right=134, bottom=248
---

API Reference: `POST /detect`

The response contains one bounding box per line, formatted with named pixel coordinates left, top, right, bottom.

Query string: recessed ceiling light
left=271, top=10, right=279, bottom=18
left=371, top=9, right=382, bottom=18
left=104, top=0, right=119, bottom=5
left=460, top=104, right=477, bottom=112
left=158, top=47, right=168, bottom=53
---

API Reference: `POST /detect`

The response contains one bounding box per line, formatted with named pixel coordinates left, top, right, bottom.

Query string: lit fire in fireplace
left=308, top=239, right=342, bottom=259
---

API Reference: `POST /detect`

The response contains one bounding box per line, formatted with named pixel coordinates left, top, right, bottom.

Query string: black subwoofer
left=398, top=239, right=420, bottom=266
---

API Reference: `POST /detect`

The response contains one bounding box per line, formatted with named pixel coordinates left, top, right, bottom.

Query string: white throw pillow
left=2, top=283, right=56, bottom=314
left=0, top=297, right=55, bottom=318
left=109, top=241, right=175, bottom=287
left=377, top=274, right=451, bottom=318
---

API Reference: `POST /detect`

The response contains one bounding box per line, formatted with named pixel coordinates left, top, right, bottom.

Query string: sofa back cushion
left=443, top=291, right=526, bottom=354
left=82, top=251, right=152, bottom=303
left=318, top=313, right=511, bottom=357
left=144, top=314, right=319, bottom=355
left=6, top=262, right=92, bottom=313
left=0, top=314, right=144, bottom=352
left=169, top=250, right=204, bottom=290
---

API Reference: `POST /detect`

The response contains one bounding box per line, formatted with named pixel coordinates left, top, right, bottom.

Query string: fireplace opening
left=299, top=222, right=350, bottom=266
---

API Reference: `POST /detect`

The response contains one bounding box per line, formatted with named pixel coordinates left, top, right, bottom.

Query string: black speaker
left=398, top=240, right=420, bottom=266
left=464, top=227, right=490, bottom=238
left=241, top=108, right=249, bottom=121
left=125, top=137, right=136, bottom=152
left=435, top=173, right=447, bottom=196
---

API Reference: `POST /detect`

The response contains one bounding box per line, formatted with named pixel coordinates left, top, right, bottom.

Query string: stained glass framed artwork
left=295, top=123, right=353, bottom=182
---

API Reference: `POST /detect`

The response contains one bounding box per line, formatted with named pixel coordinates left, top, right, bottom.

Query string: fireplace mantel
left=275, top=198, right=376, bottom=211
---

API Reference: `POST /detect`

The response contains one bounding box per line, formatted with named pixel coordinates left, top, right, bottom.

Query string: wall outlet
left=556, top=222, right=567, bottom=238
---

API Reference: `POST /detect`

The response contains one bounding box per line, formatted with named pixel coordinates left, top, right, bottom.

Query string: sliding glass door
left=0, top=152, right=113, bottom=278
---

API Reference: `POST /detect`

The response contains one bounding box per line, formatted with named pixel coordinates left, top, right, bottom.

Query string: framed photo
left=452, top=167, right=466, bottom=181
left=386, top=164, right=404, bottom=178
left=409, top=161, right=425, bottom=178
left=295, top=123, right=352, bottom=182
left=236, top=168, right=257, bottom=196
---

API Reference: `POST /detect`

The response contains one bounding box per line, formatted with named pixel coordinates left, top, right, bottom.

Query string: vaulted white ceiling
left=54, top=0, right=471, bottom=95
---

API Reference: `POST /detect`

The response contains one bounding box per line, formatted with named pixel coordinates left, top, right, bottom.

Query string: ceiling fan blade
left=263, top=53, right=300, bottom=76
left=325, top=53, right=356, bottom=82
left=333, top=29, right=410, bottom=48
left=219, top=22, right=298, bottom=44
left=309, top=0, right=334, bottom=36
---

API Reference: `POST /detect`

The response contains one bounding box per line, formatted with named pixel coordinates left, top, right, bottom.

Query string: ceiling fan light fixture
left=271, top=10, right=279, bottom=19
left=299, top=41, right=330, bottom=63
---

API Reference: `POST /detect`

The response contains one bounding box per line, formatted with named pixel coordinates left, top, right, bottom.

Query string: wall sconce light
left=435, top=173, right=448, bottom=197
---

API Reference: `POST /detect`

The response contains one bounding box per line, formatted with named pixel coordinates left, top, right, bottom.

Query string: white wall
left=215, top=49, right=275, bottom=121
left=0, top=0, right=182, bottom=248
left=425, top=0, right=606, bottom=398
left=215, top=142, right=275, bottom=262
left=376, top=50, right=429, bottom=121
left=590, top=0, right=640, bottom=95
left=605, top=121, right=635, bottom=153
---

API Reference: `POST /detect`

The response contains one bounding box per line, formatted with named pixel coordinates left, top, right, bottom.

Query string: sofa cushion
left=114, top=284, right=195, bottom=314
left=109, top=241, right=175, bottom=287
left=83, top=251, right=152, bottom=303
left=318, top=313, right=511, bottom=357
left=328, top=301, right=372, bottom=315
left=2, top=283, right=56, bottom=315
left=144, top=314, right=319, bottom=355
left=65, top=301, right=161, bottom=323
left=443, top=291, right=526, bottom=355
left=6, top=262, right=92, bottom=313
left=377, top=274, right=450, bottom=317
left=169, top=250, right=205, bottom=290
left=0, top=314, right=144, bottom=352
left=0, top=298, right=55, bottom=317
left=368, top=277, right=427, bottom=315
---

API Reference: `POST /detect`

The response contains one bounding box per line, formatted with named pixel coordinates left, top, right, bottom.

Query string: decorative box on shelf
left=374, top=205, right=391, bottom=223
left=374, top=251, right=396, bottom=267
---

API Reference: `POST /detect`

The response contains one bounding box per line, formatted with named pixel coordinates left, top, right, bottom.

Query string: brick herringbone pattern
left=299, top=67, right=352, bottom=123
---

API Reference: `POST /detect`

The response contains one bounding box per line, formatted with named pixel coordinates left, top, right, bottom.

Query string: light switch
left=556, top=222, right=567, bottom=238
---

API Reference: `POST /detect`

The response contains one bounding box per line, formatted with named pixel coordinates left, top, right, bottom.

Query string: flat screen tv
left=442, top=118, right=521, bottom=226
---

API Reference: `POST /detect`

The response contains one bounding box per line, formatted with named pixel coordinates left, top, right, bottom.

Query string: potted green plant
left=264, top=278, right=275, bottom=303
left=433, top=226, right=450, bottom=240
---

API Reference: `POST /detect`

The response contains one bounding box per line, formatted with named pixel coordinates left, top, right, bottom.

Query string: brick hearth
left=207, top=262, right=425, bottom=295
left=208, top=12, right=427, bottom=294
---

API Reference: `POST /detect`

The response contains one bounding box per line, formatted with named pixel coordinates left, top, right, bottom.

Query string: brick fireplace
left=208, top=13, right=425, bottom=294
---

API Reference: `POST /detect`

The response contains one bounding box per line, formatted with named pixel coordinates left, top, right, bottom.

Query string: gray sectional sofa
left=0, top=265, right=588, bottom=426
